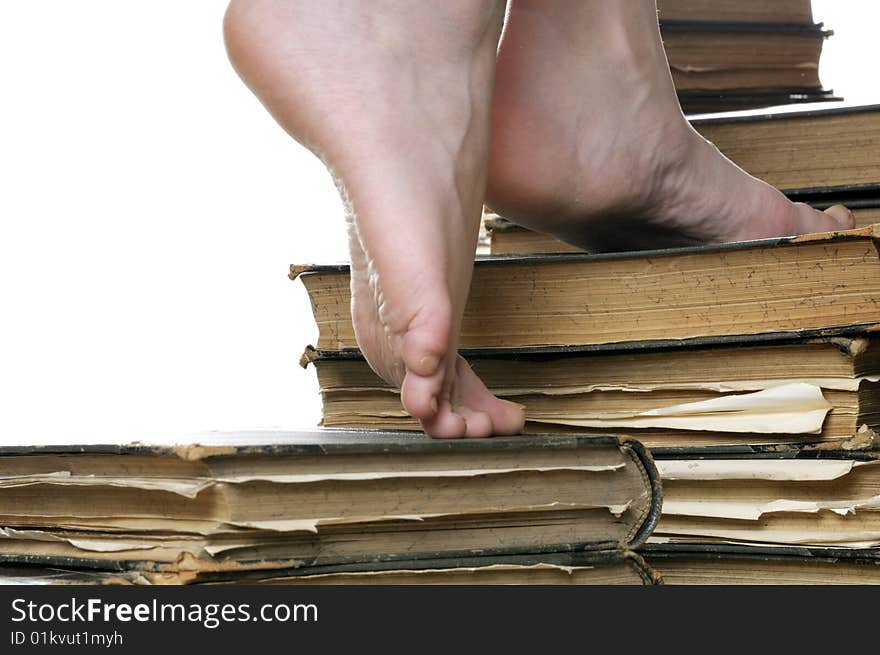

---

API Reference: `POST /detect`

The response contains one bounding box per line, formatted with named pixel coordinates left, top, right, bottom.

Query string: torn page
left=213, top=464, right=625, bottom=484
left=528, top=383, right=830, bottom=433
left=489, top=376, right=879, bottom=395
left=0, top=475, right=211, bottom=498
left=0, top=465, right=625, bottom=498
left=225, top=501, right=633, bottom=532
left=654, top=525, right=880, bottom=548
left=0, top=527, right=168, bottom=554
left=656, top=459, right=877, bottom=481
left=264, top=563, right=591, bottom=581
left=663, top=495, right=880, bottom=521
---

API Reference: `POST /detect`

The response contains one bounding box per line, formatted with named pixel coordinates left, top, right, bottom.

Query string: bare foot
left=224, top=0, right=525, bottom=437
left=487, top=0, right=855, bottom=252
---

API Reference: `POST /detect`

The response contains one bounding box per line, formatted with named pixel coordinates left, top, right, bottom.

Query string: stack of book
left=657, top=0, right=835, bottom=112
left=298, top=218, right=880, bottom=583
left=293, top=17, right=880, bottom=578
left=0, top=431, right=662, bottom=585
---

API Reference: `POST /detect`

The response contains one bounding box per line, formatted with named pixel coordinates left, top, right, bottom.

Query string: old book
left=648, top=451, right=880, bottom=548
left=641, top=543, right=880, bottom=584
left=0, top=430, right=661, bottom=584
left=294, top=224, right=880, bottom=353
left=662, top=22, right=827, bottom=92
left=305, top=335, right=880, bottom=449
left=691, top=105, right=880, bottom=194
left=487, top=202, right=880, bottom=255
left=0, top=551, right=660, bottom=586
left=654, top=0, right=832, bottom=111
left=221, top=551, right=660, bottom=585
left=657, top=0, right=814, bottom=24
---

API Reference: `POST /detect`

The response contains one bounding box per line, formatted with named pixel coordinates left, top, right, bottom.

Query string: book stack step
left=0, top=431, right=661, bottom=585
left=285, top=0, right=865, bottom=585
left=295, top=222, right=880, bottom=583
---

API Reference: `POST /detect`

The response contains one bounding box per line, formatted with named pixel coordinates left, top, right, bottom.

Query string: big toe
left=456, top=406, right=494, bottom=438
left=420, top=400, right=468, bottom=439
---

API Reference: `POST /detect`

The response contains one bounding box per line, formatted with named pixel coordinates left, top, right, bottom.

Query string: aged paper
left=656, top=459, right=877, bottom=481
left=528, top=383, right=831, bottom=433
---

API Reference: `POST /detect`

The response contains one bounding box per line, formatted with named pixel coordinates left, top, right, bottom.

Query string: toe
left=456, top=406, right=494, bottom=438
left=409, top=356, right=526, bottom=437
left=455, top=356, right=526, bottom=436
left=420, top=400, right=468, bottom=438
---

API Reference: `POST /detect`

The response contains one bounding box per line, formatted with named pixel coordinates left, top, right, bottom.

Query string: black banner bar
left=0, top=585, right=873, bottom=653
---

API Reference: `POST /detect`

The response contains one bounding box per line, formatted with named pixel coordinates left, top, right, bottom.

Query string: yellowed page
left=663, top=496, right=880, bottom=521
left=654, top=526, right=880, bottom=548
left=0, top=465, right=625, bottom=494
left=491, top=377, right=878, bottom=395
left=656, top=459, right=877, bottom=481
left=0, top=528, right=172, bottom=554
left=212, top=464, right=625, bottom=484
left=529, top=383, right=830, bottom=433
left=0, top=475, right=211, bottom=498
left=226, top=501, right=633, bottom=532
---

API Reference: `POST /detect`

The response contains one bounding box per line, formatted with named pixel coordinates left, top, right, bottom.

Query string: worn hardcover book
left=0, top=551, right=661, bottom=586
left=662, top=21, right=827, bottom=93
left=0, top=430, right=661, bottom=585
left=691, top=105, right=880, bottom=194
left=305, top=335, right=880, bottom=450
left=641, top=543, right=880, bottom=584
left=647, top=450, right=880, bottom=548
left=293, top=224, right=880, bottom=353
left=655, top=0, right=832, bottom=111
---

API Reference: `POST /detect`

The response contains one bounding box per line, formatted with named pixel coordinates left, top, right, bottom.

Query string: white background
left=1, top=1, right=878, bottom=444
